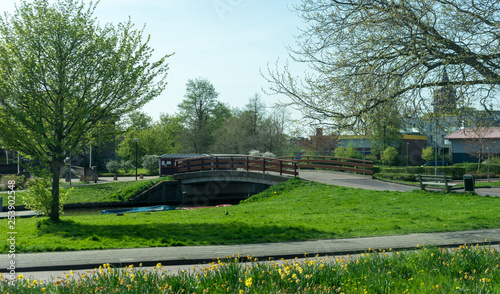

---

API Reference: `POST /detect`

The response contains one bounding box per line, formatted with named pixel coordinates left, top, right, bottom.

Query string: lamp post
left=295, top=137, right=303, bottom=158
left=362, top=138, right=366, bottom=160
left=134, top=138, right=139, bottom=181
left=406, top=142, right=409, bottom=166
left=487, top=146, right=490, bottom=182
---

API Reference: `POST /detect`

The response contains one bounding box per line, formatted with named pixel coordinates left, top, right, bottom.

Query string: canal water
left=64, top=202, right=236, bottom=216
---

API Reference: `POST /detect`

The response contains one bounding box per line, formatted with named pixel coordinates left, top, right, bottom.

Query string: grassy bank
left=1, top=178, right=499, bottom=253
left=2, top=177, right=170, bottom=206
left=2, top=245, right=499, bottom=293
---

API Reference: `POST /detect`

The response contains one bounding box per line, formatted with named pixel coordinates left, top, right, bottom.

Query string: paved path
left=3, top=229, right=500, bottom=277
left=299, top=170, right=500, bottom=197
left=299, top=170, right=414, bottom=192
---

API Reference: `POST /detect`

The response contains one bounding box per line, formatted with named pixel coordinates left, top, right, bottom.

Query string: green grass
left=2, top=245, right=500, bottom=293
left=1, top=177, right=499, bottom=253
left=2, top=177, right=171, bottom=206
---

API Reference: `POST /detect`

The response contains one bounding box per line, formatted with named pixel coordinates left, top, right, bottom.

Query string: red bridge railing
left=278, top=155, right=374, bottom=175
left=175, top=155, right=299, bottom=176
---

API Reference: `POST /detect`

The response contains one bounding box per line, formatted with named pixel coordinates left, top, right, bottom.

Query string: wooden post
left=201, top=158, right=204, bottom=171
left=216, top=156, right=219, bottom=170
left=280, top=160, right=283, bottom=176
left=262, top=158, right=266, bottom=173
left=231, top=156, right=234, bottom=170
left=246, top=156, right=249, bottom=171
left=187, top=159, right=190, bottom=172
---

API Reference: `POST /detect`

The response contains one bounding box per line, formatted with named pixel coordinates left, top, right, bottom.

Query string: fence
left=175, top=155, right=299, bottom=176
left=278, top=155, right=374, bottom=175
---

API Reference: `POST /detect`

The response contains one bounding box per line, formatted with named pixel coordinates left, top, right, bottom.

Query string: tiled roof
left=445, top=127, right=500, bottom=139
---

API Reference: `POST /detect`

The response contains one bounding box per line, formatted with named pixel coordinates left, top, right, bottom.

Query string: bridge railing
left=175, top=155, right=299, bottom=176
left=278, top=155, right=374, bottom=175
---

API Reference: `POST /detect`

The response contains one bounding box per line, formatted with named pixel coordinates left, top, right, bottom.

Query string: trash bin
left=463, top=174, right=475, bottom=193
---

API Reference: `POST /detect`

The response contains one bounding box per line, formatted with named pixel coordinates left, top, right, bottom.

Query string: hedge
left=374, top=173, right=416, bottom=182
left=379, top=166, right=466, bottom=179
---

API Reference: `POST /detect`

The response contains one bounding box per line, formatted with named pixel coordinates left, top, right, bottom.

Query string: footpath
left=1, top=171, right=500, bottom=279
left=2, top=229, right=500, bottom=275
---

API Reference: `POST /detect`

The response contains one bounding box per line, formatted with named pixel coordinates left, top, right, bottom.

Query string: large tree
left=0, top=0, right=170, bottom=221
left=178, top=78, right=229, bottom=153
left=265, top=0, right=500, bottom=128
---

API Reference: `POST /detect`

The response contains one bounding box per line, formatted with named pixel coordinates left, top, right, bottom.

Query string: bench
left=415, top=174, right=458, bottom=193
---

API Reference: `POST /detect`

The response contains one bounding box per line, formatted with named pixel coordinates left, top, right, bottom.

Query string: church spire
left=433, top=68, right=456, bottom=114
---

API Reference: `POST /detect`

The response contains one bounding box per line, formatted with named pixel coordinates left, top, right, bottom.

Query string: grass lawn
left=1, top=177, right=499, bottom=253
left=2, top=177, right=170, bottom=206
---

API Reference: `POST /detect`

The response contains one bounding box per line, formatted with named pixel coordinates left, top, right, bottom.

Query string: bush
left=380, top=146, right=398, bottom=166
left=421, top=166, right=466, bottom=179
left=22, top=173, right=73, bottom=216
left=119, top=160, right=134, bottom=173
left=142, top=155, right=160, bottom=174
left=261, top=152, right=276, bottom=158
left=0, top=174, right=27, bottom=191
left=106, top=160, right=120, bottom=174
left=248, top=150, right=261, bottom=157
left=374, top=173, right=416, bottom=182
left=379, top=166, right=466, bottom=179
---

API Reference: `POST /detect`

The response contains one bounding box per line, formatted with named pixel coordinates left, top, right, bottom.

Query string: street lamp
left=134, top=138, right=139, bottom=181
left=406, top=142, right=409, bottom=166
left=362, top=138, right=366, bottom=160
left=486, top=146, right=490, bottom=182
left=295, top=137, right=303, bottom=159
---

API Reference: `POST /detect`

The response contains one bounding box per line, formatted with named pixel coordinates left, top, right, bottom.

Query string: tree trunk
left=49, top=161, right=62, bottom=222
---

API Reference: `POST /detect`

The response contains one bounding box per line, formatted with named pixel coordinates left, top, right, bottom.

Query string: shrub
left=334, top=144, right=362, bottom=159
left=421, top=166, right=466, bottom=179
left=105, top=160, right=120, bottom=174
left=119, top=160, right=134, bottom=173
left=421, top=146, right=435, bottom=162
left=248, top=150, right=261, bottom=157
left=22, top=173, right=73, bottom=216
left=261, top=152, right=276, bottom=158
left=380, top=146, right=399, bottom=166
left=374, top=173, right=415, bottom=182
left=142, top=155, right=160, bottom=174
left=0, top=174, right=27, bottom=191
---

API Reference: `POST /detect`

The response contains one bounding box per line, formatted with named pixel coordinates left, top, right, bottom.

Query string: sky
left=0, top=0, right=307, bottom=122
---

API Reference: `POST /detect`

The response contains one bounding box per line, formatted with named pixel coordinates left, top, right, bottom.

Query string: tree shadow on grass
left=28, top=218, right=329, bottom=252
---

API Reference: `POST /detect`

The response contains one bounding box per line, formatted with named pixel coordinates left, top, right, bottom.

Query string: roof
left=445, top=127, right=500, bottom=140
left=159, top=154, right=207, bottom=159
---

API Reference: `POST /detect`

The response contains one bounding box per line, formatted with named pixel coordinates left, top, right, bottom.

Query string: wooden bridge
left=278, top=155, right=374, bottom=175
left=175, top=155, right=298, bottom=176
left=175, top=155, right=373, bottom=176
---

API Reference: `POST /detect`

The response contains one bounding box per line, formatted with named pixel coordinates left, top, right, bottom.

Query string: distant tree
left=212, top=116, right=246, bottom=154
left=0, top=0, right=170, bottom=221
left=142, top=154, right=160, bottom=174
left=120, top=111, right=153, bottom=132
left=421, top=147, right=435, bottom=163
left=368, top=104, right=403, bottom=158
left=380, top=146, right=399, bottom=166
left=334, top=142, right=361, bottom=159
left=117, top=114, right=181, bottom=163
left=178, top=78, right=221, bottom=153
left=464, top=111, right=499, bottom=171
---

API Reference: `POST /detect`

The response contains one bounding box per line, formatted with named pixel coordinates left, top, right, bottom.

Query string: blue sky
left=1, top=0, right=306, bottom=121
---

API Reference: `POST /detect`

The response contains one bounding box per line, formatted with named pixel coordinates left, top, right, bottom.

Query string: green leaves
left=0, top=0, right=170, bottom=220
